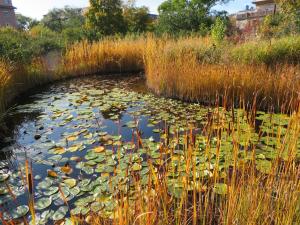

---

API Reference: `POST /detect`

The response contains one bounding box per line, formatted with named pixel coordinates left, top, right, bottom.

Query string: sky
left=14, top=0, right=254, bottom=20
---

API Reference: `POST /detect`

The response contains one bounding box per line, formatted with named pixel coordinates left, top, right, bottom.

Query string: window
left=4, top=0, right=11, bottom=5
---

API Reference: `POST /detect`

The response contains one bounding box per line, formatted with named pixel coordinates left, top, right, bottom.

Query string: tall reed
left=0, top=61, right=12, bottom=114
left=144, top=37, right=300, bottom=112
left=61, top=38, right=145, bottom=77
left=85, top=107, right=300, bottom=225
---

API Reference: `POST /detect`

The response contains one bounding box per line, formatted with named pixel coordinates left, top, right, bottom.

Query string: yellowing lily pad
left=94, top=146, right=105, bottom=153
left=47, top=170, right=58, bottom=178
left=52, top=147, right=66, bottom=155
left=63, top=179, right=77, bottom=188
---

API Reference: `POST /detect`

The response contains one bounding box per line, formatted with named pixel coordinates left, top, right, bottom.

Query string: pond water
left=0, top=75, right=298, bottom=224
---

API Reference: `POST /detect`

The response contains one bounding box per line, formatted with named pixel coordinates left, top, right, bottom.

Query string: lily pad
left=35, top=197, right=52, bottom=210
left=52, top=206, right=68, bottom=221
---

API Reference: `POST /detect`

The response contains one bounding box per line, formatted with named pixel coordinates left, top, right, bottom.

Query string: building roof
left=252, top=0, right=275, bottom=5
left=0, top=0, right=16, bottom=10
left=0, top=5, right=16, bottom=9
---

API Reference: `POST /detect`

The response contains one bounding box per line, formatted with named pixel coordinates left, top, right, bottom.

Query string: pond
left=0, top=75, right=298, bottom=224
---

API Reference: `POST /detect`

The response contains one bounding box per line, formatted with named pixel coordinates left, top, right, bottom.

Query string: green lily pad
left=11, top=205, right=29, bottom=219
left=35, top=197, right=52, bottom=210
left=0, top=174, right=9, bottom=182
left=52, top=206, right=68, bottom=221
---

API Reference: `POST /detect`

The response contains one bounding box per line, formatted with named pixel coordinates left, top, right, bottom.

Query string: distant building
left=235, top=0, right=277, bottom=34
left=0, top=0, right=17, bottom=28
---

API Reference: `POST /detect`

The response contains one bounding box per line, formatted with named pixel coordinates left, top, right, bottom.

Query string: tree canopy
left=123, top=2, right=152, bottom=33
left=157, top=0, right=231, bottom=35
left=86, top=0, right=126, bottom=37
left=41, top=7, right=85, bottom=33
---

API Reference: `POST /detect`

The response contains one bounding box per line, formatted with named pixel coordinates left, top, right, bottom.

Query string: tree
left=157, top=0, right=231, bottom=35
left=41, top=7, right=85, bottom=33
left=275, top=0, right=300, bottom=34
left=86, top=0, right=126, bottom=37
left=16, top=14, right=39, bottom=30
left=211, top=17, right=227, bottom=43
left=258, top=1, right=300, bottom=38
left=123, top=1, right=152, bottom=33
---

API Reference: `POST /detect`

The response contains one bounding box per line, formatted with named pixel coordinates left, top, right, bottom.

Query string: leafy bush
left=211, top=17, right=227, bottom=44
left=231, top=36, right=300, bottom=64
left=0, top=27, right=33, bottom=62
left=0, top=26, right=63, bottom=63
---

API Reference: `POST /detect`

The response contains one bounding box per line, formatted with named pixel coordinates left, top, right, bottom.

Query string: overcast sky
left=14, top=0, right=254, bottom=20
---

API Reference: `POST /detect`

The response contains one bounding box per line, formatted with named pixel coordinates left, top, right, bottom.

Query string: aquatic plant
left=0, top=77, right=299, bottom=225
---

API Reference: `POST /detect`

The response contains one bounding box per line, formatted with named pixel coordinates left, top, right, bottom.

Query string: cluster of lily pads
left=0, top=76, right=299, bottom=224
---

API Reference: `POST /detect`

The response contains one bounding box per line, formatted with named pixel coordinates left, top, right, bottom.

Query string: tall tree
left=86, top=0, right=126, bottom=36
left=275, top=0, right=300, bottom=34
left=157, top=0, right=231, bottom=35
left=16, top=14, right=39, bottom=30
left=123, top=0, right=153, bottom=33
left=41, top=7, right=85, bottom=33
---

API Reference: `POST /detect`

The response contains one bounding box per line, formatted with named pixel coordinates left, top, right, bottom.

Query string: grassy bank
left=61, top=35, right=300, bottom=112
left=0, top=59, right=54, bottom=122
left=144, top=36, right=300, bottom=112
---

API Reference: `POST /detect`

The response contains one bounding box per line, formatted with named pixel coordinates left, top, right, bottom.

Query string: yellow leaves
left=93, top=146, right=105, bottom=153
left=52, top=147, right=66, bottom=155
left=63, top=178, right=77, bottom=188
left=66, top=135, right=78, bottom=142
left=61, top=165, right=73, bottom=175
left=47, top=170, right=58, bottom=178
left=68, top=144, right=82, bottom=152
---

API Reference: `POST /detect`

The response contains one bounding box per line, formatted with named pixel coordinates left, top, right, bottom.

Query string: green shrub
left=230, top=36, right=300, bottom=64
left=211, top=17, right=227, bottom=44
left=0, top=26, right=63, bottom=63
left=0, top=27, right=33, bottom=62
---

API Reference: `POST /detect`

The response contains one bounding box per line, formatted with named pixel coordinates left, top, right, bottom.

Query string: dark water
left=0, top=75, right=163, bottom=221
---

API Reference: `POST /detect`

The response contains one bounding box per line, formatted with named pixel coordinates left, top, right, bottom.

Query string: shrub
left=211, top=17, right=227, bottom=44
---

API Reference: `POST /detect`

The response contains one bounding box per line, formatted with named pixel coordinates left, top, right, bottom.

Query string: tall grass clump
left=0, top=59, right=52, bottom=120
left=144, top=36, right=300, bottom=112
left=0, top=61, right=11, bottom=114
left=61, top=37, right=145, bottom=77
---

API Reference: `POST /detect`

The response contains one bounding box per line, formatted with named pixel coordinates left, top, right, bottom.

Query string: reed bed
left=1, top=35, right=300, bottom=116
left=0, top=59, right=51, bottom=118
left=144, top=37, right=300, bottom=113
left=0, top=61, right=11, bottom=113
left=61, top=38, right=145, bottom=77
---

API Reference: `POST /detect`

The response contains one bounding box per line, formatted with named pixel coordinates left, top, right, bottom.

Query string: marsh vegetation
left=0, top=76, right=299, bottom=225
left=0, top=0, right=300, bottom=224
